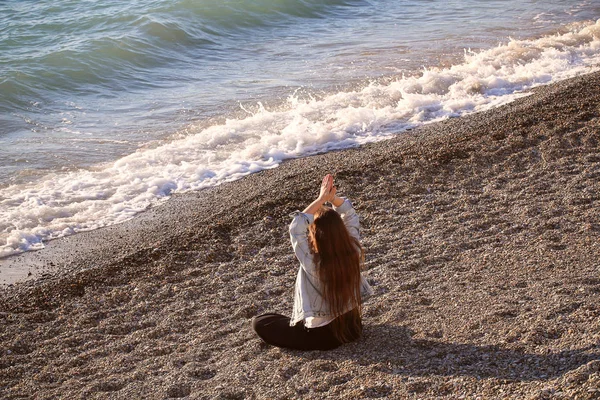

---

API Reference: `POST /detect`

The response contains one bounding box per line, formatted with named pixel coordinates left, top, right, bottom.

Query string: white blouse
left=288, top=198, right=373, bottom=327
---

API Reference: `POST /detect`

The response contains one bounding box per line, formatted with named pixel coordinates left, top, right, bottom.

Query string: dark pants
left=252, top=311, right=360, bottom=351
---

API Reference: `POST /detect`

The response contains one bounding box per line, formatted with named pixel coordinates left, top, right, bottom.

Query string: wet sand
left=1, top=71, right=600, bottom=399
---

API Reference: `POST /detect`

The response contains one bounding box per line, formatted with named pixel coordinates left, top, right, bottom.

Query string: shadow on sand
left=305, top=324, right=600, bottom=382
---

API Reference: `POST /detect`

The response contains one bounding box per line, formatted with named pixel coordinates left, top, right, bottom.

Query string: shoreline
left=1, top=71, right=599, bottom=399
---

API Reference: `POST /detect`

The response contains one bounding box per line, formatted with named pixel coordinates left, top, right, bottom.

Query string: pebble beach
left=1, top=70, right=600, bottom=399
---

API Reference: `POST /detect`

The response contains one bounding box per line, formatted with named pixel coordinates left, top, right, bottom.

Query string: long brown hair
left=310, top=206, right=364, bottom=342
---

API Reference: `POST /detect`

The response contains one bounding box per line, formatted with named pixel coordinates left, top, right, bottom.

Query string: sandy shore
left=1, top=71, right=600, bottom=399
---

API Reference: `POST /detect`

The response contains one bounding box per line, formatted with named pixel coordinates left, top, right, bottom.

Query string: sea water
left=1, top=0, right=599, bottom=257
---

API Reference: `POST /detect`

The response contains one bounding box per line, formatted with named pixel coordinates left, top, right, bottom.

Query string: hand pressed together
left=318, top=174, right=337, bottom=203
left=304, top=174, right=343, bottom=215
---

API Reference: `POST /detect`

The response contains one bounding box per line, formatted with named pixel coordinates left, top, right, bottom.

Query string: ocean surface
left=1, top=0, right=599, bottom=257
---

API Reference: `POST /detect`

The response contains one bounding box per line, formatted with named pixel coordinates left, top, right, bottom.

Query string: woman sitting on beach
left=252, top=174, right=373, bottom=350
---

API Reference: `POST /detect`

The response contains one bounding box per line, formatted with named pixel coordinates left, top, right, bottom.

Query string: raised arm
left=302, top=174, right=336, bottom=215
left=289, top=211, right=316, bottom=275
left=332, top=195, right=360, bottom=241
left=288, top=174, right=336, bottom=275
left=309, top=175, right=360, bottom=240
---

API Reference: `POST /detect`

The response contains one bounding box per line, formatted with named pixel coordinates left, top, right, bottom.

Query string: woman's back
left=252, top=174, right=372, bottom=351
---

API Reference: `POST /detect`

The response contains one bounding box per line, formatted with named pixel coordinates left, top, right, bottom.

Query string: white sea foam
left=2, top=19, right=600, bottom=257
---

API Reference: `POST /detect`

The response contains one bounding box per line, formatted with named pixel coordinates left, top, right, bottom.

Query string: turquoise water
left=0, top=0, right=599, bottom=256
